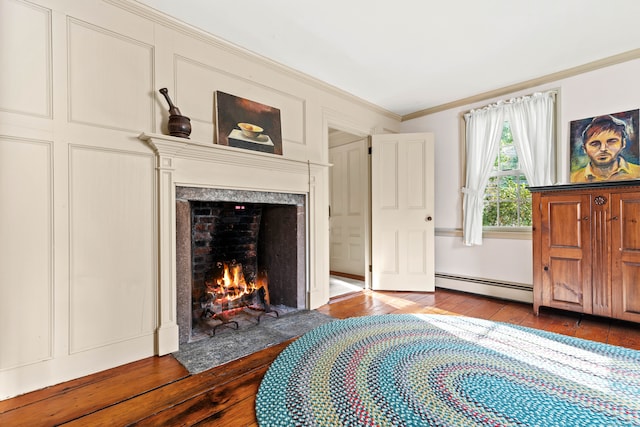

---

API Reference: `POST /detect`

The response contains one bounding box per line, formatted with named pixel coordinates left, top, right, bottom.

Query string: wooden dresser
left=530, top=180, right=640, bottom=322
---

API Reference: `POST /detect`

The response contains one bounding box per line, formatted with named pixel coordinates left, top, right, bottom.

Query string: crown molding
left=103, top=0, right=401, bottom=122
left=402, top=48, right=640, bottom=122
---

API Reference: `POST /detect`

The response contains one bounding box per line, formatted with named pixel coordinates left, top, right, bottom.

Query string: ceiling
left=137, top=0, right=640, bottom=117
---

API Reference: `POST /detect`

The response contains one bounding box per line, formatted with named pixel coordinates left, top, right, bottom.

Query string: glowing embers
left=200, top=261, right=278, bottom=334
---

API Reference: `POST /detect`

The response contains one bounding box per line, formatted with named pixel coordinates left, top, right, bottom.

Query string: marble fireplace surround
left=175, top=187, right=307, bottom=344
left=139, top=133, right=330, bottom=355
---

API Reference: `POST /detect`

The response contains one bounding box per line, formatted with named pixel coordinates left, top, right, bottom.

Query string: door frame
left=329, top=138, right=368, bottom=279
left=323, top=114, right=372, bottom=289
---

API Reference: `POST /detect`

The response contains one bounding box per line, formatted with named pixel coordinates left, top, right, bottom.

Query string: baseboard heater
left=435, top=273, right=533, bottom=304
left=435, top=273, right=532, bottom=292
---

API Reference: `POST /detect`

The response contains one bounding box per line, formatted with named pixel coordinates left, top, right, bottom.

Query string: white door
left=371, top=133, right=435, bottom=291
left=329, top=138, right=368, bottom=277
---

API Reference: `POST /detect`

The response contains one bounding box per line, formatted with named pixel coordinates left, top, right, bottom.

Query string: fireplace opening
left=176, top=188, right=306, bottom=343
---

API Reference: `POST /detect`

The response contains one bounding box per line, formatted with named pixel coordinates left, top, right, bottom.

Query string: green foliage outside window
left=483, top=122, right=532, bottom=227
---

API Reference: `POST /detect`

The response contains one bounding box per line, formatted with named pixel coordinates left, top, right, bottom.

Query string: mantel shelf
left=138, top=132, right=331, bottom=170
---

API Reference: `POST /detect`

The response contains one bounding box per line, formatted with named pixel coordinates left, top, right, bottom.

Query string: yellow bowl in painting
left=238, top=123, right=263, bottom=138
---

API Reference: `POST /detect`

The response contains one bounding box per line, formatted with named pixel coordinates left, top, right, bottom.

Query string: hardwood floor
left=2, top=288, right=640, bottom=426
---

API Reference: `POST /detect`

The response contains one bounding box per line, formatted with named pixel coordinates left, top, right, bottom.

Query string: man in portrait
left=570, top=113, right=640, bottom=183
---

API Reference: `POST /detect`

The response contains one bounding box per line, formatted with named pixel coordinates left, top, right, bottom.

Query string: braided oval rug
left=256, top=314, right=640, bottom=426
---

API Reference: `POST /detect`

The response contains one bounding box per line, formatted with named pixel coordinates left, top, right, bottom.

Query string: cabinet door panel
left=548, top=201, right=583, bottom=248
left=619, top=197, right=640, bottom=251
left=540, top=195, right=592, bottom=313
left=611, top=192, right=640, bottom=322
left=549, top=258, right=584, bottom=305
left=621, top=264, right=640, bottom=314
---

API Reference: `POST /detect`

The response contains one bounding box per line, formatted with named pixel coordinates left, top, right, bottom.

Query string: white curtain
left=506, top=91, right=556, bottom=186
left=462, top=90, right=556, bottom=246
left=462, top=105, right=505, bottom=246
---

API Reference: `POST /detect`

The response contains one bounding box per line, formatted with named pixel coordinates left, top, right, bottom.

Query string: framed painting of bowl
left=214, top=91, right=283, bottom=155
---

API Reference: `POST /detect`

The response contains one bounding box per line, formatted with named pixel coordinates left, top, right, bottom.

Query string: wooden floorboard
left=0, top=355, right=187, bottom=415
left=61, top=340, right=292, bottom=426
left=0, top=355, right=189, bottom=426
left=2, top=288, right=640, bottom=426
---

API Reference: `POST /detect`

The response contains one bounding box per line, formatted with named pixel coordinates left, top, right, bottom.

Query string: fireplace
left=176, top=187, right=306, bottom=343
left=140, top=132, right=328, bottom=356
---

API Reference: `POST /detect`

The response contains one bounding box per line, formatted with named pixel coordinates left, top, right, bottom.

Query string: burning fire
left=203, top=262, right=269, bottom=318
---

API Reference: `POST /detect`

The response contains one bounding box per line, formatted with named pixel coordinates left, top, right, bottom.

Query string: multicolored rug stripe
left=256, top=314, right=640, bottom=426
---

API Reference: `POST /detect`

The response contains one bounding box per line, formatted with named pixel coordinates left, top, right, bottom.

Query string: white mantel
left=139, top=133, right=331, bottom=355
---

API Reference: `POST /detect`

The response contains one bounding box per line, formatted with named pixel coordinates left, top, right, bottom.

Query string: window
left=482, top=122, right=532, bottom=228
left=462, top=91, right=555, bottom=246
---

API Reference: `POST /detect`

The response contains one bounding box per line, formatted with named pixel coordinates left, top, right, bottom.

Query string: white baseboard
left=435, top=273, right=533, bottom=304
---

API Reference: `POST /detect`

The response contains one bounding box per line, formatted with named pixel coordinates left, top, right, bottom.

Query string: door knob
left=425, top=215, right=433, bottom=222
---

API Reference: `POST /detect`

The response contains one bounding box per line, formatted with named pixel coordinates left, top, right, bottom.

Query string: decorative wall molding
left=322, top=107, right=373, bottom=138
left=0, top=0, right=52, bottom=119
left=103, top=0, right=400, bottom=122
left=0, top=136, right=53, bottom=370
left=67, top=17, right=154, bottom=132
left=403, top=49, right=640, bottom=121
left=68, top=145, right=156, bottom=353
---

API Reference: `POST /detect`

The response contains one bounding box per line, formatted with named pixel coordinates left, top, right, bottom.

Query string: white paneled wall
left=68, top=147, right=155, bottom=353
left=0, top=0, right=51, bottom=118
left=0, top=0, right=399, bottom=399
left=67, top=18, right=155, bottom=132
left=0, top=137, right=52, bottom=370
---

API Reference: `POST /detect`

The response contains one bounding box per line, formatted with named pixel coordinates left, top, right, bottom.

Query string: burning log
left=201, top=262, right=277, bottom=333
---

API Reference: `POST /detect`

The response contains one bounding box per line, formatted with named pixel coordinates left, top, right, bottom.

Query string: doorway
left=328, top=127, right=369, bottom=298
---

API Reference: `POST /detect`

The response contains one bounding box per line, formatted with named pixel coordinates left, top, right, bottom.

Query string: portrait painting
left=214, top=91, right=283, bottom=155
left=570, top=109, right=640, bottom=183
